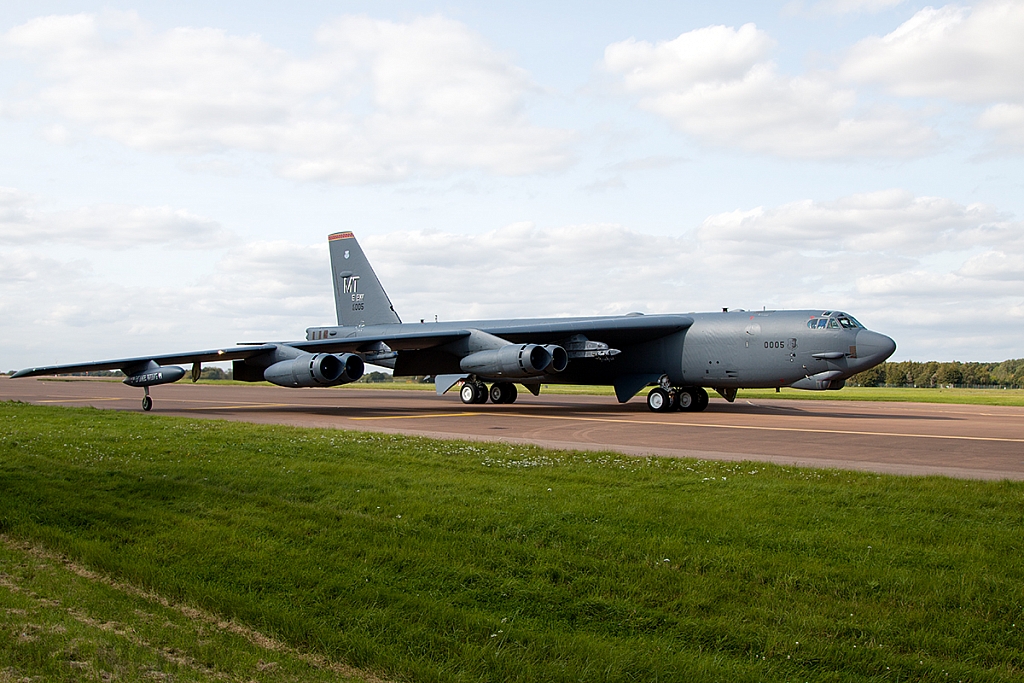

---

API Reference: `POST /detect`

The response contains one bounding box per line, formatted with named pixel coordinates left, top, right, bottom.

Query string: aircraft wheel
left=694, top=387, right=710, bottom=412
left=676, top=388, right=696, bottom=411
left=489, top=382, right=518, bottom=404
left=646, top=388, right=671, bottom=412
left=460, top=383, right=477, bottom=404
left=474, top=382, right=489, bottom=404
left=142, top=395, right=153, bottom=411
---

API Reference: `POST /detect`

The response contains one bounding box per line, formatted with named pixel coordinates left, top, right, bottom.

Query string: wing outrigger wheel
left=141, top=388, right=153, bottom=412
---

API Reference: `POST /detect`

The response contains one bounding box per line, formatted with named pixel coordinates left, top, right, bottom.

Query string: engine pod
left=264, top=352, right=364, bottom=387
left=459, top=344, right=552, bottom=379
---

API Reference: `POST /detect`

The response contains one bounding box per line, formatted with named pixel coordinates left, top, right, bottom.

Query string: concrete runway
left=3, top=376, right=1023, bottom=480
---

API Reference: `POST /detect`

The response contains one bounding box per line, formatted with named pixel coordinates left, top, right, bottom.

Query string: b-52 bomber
left=14, top=232, right=896, bottom=412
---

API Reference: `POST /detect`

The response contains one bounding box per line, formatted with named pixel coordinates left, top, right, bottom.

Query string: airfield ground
left=2, top=376, right=1023, bottom=480
left=2, top=397, right=1023, bottom=682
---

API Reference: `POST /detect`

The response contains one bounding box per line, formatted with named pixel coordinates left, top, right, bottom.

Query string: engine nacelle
left=264, top=353, right=364, bottom=388
left=542, top=345, right=568, bottom=373
left=460, top=344, right=553, bottom=379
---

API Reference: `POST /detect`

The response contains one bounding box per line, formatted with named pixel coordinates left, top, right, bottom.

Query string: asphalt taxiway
left=3, top=377, right=1023, bottom=480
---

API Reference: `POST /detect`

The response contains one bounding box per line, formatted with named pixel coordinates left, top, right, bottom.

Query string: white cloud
left=842, top=2, right=1024, bottom=150
left=843, top=3, right=1024, bottom=102
left=0, top=186, right=229, bottom=249
left=978, top=103, right=1024, bottom=150
left=696, top=189, right=1012, bottom=255
left=357, top=192, right=1023, bottom=359
left=604, top=24, right=934, bottom=159
left=958, top=250, right=1024, bottom=281
left=3, top=191, right=1023, bottom=367
left=1, top=12, right=574, bottom=183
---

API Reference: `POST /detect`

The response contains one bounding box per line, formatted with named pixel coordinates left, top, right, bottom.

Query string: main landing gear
left=647, top=386, right=709, bottom=413
left=460, top=381, right=519, bottom=405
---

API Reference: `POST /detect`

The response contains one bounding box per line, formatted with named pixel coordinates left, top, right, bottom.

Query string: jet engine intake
left=542, top=345, right=568, bottom=373
left=460, top=344, right=552, bottom=378
left=264, top=352, right=364, bottom=388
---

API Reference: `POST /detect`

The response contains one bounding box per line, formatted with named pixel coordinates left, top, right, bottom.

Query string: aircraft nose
left=855, top=329, right=897, bottom=365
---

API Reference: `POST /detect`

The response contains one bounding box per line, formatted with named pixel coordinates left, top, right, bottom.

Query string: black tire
left=460, top=383, right=477, bottom=404
left=647, top=388, right=671, bottom=412
left=676, top=388, right=696, bottom=411
left=474, top=382, right=489, bottom=404
left=490, top=383, right=509, bottom=404
left=694, top=387, right=710, bottom=412
left=142, top=395, right=153, bottom=411
left=489, top=382, right=518, bottom=404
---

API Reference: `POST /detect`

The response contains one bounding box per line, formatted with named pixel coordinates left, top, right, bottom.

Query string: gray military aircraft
left=14, top=231, right=896, bottom=412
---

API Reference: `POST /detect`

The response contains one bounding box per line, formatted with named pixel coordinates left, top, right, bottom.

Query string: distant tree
left=849, top=366, right=884, bottom=387
left=937, top=363, right=963, bottom=386
left=362, top=371, right=393, bottom=383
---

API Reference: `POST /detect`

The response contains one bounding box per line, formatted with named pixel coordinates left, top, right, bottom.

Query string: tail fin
left=328, top=232, right=402, bottom=327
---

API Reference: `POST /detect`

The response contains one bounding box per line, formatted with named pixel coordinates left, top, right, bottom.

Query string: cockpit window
left=808, top=312, right=864, bottom=330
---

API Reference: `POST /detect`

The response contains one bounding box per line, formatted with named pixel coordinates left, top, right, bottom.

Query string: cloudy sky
left=2, top=0, right=1022, bottom=370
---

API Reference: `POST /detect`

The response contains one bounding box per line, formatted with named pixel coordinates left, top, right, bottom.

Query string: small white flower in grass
left=547, top=488, right=552, bottom=491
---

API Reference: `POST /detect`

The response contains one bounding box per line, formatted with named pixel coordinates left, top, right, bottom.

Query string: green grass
left=0, top=537, right=370, bottom=682
left=736, top=386, right=1024, bottom=406
left=2, top=402, right=1023, bottom=682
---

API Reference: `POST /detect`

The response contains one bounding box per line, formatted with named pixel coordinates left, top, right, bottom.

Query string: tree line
left=849, top=359, right=1024, bottom=388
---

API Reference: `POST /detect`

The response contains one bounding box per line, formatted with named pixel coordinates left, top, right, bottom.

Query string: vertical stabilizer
left=328, top=232, right=402, bottom=327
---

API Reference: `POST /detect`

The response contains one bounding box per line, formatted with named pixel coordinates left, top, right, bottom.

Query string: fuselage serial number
left=764, top=340, right=786, bottom=349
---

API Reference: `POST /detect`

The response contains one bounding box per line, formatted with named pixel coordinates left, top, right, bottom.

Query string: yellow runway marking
left=37, top=398, right=124, bottom=403
left=352, top=412, right=478, bottom=421
left=486, top=412, right=1024, bottom=444
left=181, top=403, right=292, bottom=411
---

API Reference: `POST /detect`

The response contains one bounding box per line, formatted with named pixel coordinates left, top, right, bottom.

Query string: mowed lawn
left=1, top=402, right=1022, bottom=682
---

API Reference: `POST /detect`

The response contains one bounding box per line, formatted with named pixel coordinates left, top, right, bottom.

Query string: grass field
left=2, top=402, right=1023, bottom=682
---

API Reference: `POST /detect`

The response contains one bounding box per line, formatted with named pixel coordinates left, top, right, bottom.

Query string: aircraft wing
left=284, top=329, right=471, bottom=354
left=10, top=344, right=281, bottom=378
left=10, top=329, right=472, bottom=379
left=479, top=314, right=694, bottom=346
